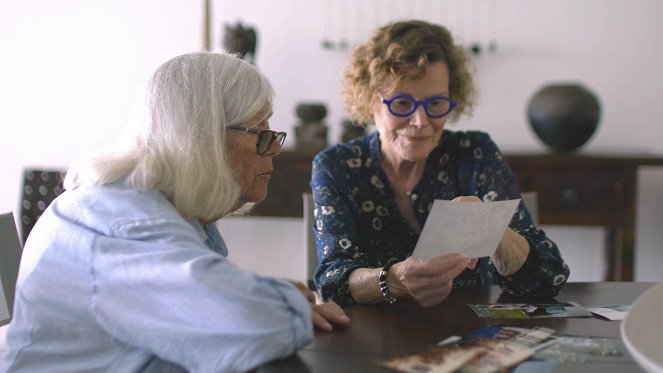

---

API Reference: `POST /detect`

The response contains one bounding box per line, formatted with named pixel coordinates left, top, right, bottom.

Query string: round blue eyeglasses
left=380, top=94, right=457, bottom=119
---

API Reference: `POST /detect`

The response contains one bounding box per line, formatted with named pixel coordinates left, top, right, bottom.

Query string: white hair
left=65, top=52, right=274, bottom=221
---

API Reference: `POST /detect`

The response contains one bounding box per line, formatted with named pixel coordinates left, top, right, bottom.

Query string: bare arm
left=450, top=196, right=530, bottom=276
left=492, top=228, right=530, bottom=276
left=348, top=267, right=385, bottom=304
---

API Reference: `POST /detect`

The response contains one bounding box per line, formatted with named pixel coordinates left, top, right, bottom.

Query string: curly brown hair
left=342, top=20, right=477, bottom=127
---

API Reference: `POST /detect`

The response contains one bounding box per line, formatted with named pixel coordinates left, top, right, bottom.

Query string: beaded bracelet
left=378, top=258, right=400, bottom=304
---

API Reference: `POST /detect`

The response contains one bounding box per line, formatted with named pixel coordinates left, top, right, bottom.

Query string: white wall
left=0, top=0, right=203, bottom=217
left=1, top=1, right=662, bottom=283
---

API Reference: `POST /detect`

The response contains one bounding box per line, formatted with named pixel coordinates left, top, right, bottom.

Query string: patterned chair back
left=20, top=169, right=65, bottom=244
left=1, top=212, right=22, bottom=326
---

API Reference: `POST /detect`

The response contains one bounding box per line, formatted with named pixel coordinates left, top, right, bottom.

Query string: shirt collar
left=190, top=219, right=229, bottom=257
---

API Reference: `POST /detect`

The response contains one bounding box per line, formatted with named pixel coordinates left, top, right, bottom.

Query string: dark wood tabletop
left=259, top=282, right=654, bottom=372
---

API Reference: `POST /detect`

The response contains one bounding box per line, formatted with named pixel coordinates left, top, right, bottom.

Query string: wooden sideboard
left=506, top=152, right=663, bottom=282
left=252, top=151, right=316, bottom=218
left=253, top=150, right=663, bottom=281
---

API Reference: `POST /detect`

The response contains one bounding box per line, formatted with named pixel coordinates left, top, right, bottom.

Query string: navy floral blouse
left=310, top=130, right=569, bottom=307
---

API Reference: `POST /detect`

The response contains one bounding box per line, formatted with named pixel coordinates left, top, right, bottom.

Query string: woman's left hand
left=451, top=195, right=482, bottom=203
left=451, top=195, right=529, bottom=275
left=311, top=301, right=351, bottom=331
left=286, top=280, right=351, bottom=331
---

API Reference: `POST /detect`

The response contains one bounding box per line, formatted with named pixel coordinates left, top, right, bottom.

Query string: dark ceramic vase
left=294, top=102, right=328, bottom=151
left=296, top=103, right=327, bottom=122
left=527, top=84, right=601, bottom=152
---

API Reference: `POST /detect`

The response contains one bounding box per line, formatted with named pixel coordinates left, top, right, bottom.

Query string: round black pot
left=527, top=83, right=601, bottom=152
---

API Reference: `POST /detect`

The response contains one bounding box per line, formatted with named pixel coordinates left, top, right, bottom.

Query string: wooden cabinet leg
left=605, top=225, right=635, bottom=281
left=605, top=227, right=617, bottom=281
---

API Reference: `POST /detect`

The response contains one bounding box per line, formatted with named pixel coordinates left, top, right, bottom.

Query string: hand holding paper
left=411, top=199, right=520, bottom=260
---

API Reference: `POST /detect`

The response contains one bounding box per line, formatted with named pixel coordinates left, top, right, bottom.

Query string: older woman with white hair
left=1, top=52, right=349, bottom=373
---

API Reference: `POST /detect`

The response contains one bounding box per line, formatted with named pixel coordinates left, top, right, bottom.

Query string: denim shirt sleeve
left=88, top=216, right=313, bottom=372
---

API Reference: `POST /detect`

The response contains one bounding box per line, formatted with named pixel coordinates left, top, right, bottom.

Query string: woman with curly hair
left=311, top=20, right=569, bottom=308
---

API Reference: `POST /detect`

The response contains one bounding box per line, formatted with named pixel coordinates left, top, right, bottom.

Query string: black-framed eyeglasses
left=380, top=94, right=457, bottom=119
left=227, top=125, right=287, bottom=155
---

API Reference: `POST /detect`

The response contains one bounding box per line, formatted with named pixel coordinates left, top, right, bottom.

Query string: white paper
left=587, top=305, right=630, bottom=321
left=411, top=199, right=520, bottom=260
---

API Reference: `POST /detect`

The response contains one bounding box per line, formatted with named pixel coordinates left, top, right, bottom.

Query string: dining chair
left=20, top=169, right=65, bottom=244
left=302, top=193, right=318, bottom=291
left=1, top=212, right=23, bottom=327
left=521, top=191, right=539, bottom=225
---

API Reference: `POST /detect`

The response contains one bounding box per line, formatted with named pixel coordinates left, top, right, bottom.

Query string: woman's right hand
left=390, top=254, right=470, bottom=307
left=311, top=301, right=351, bottom=331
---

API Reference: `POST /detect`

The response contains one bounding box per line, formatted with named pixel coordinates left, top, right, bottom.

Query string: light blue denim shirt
left=1, top=179, right=313, bottom=372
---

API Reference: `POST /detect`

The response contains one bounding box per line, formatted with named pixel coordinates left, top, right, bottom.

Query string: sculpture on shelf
left=223, top=22, right=257, bottom=64
left=340, top=118, right=366, bottom=143
left=294, top=102, right=328, bottom=152
left=527, top=83, right=601, bottom=153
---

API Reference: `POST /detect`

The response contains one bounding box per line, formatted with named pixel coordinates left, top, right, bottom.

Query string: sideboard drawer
left=253, top=151, right=314, bottom=217
left=508, top=161, right=628, bottom=226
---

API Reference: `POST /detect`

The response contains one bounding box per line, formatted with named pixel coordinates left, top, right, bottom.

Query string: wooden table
left=255, top=151, right=663, bottom=281
left=259, top=282, right=654, bottom=372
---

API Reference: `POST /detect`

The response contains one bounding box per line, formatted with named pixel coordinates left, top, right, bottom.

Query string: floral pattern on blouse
left=310, top=130, right=569, bottom=307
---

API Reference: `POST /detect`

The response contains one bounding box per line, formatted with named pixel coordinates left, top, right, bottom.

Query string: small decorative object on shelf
left=340, top=118, right=366, bottom=143
left=527, top=83, right=601, bottom=152
left=294, top=102, right=328, bottom=152
left=222, top=21, right=257, bottom=64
